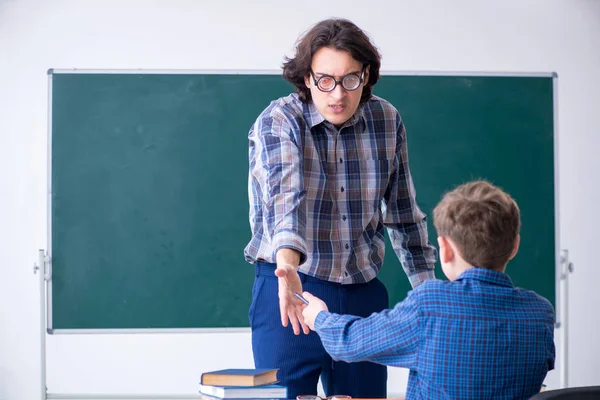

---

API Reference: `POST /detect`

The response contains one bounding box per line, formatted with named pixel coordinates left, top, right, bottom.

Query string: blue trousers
left=249, top=263, right=388, bottom=399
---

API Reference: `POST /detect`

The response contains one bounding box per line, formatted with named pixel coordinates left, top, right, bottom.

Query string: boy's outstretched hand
left=301, top=292, right=329, bottom=331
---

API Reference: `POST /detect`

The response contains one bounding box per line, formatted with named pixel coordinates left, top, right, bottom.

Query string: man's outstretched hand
left=275, top=264, right=310, bottom=335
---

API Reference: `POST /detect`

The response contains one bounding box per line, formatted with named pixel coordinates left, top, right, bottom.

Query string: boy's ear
left=508, top=234, right=520, bottom=261
left=437, top=236, right=454, bottom=264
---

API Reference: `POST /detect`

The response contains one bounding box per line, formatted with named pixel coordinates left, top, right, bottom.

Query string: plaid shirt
left=315, top=268, right=556, bottom=399
left=245, top=93, right=436, bottom=286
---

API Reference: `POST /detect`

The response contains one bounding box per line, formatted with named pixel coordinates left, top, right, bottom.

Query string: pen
left=294, top=292, right=309, bottom=305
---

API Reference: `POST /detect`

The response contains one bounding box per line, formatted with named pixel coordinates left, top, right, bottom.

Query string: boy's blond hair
left=433, top=180, right=521, bottom=271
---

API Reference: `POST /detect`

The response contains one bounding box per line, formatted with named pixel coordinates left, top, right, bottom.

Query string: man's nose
left=330, top=84, right=346, bottom=100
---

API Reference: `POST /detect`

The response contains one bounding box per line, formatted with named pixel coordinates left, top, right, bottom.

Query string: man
left=244, top=18, right=437, bottom=399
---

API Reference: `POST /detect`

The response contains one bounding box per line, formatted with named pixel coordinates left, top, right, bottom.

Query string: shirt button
left=345, top=271, right=348, bottom=276
left=342, top=215, right=347, bottom=221
left=341, top=187, right=344, bottom=192
left=339, top=158, right=343, bottom=163
left=345, top=243, right=349, bottom=250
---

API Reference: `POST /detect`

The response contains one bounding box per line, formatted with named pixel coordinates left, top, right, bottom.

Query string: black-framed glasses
left=310, top=66, right=366, bottom=92
left=297, top=395, right=351, bottom=400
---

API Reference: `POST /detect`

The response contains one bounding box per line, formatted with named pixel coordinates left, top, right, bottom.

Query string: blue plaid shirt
left=315, top=268, right=556, bottom=399
left=245, top=93, right=436, bottom=286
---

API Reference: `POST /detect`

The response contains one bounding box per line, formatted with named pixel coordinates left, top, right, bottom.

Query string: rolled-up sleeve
left=383, top=114, right=437, bottom=287
left=249, top=110, right=307, bottom=264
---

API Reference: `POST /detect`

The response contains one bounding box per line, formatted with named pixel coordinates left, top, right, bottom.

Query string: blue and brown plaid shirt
left=315, top=268, right=556, bottom=399
left=245, top=93, right=436, bottom=286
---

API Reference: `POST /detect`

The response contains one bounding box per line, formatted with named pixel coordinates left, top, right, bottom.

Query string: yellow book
left=200, top=368, right=279, bottom=387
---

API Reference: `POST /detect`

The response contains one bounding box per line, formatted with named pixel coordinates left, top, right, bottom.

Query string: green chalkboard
left=49, top=71, right=556, bottom=331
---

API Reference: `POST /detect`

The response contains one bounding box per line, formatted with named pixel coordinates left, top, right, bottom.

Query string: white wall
left=1, top=0, right=599, bottom=398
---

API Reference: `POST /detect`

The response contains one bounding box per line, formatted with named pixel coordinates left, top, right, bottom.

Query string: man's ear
left=304, top=74, right=311, bottom=89
left=363, top=65, right=370, bottom=85
left=508, top=234, right=520, bottom=260
left=437, top=236, right=454, bottom=264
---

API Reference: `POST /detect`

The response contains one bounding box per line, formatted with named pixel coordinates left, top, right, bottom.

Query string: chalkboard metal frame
left=45, top=69, right=560, bottom=334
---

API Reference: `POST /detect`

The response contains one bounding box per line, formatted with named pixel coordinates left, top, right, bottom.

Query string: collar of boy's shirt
left=455, top=267, right=514, bottom=288
left=305, top=100, right=366, bottom=131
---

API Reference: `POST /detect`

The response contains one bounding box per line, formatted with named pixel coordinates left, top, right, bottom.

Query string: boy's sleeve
left=314, top=288, right=421, bottom=368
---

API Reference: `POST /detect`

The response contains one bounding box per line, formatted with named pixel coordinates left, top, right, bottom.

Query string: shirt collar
left=455, top=267, right=514, bottom=288
left=304, top=100, right=366, bottom=130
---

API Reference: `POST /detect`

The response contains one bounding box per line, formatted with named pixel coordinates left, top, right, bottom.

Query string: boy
left=302, top=180, right=556, bottom=399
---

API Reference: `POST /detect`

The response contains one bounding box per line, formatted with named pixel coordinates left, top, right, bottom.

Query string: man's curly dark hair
left=282, top=18, right=382, bottom=106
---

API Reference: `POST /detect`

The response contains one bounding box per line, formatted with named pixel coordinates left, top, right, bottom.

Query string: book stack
left=199, top=368, right=287, bottom=400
